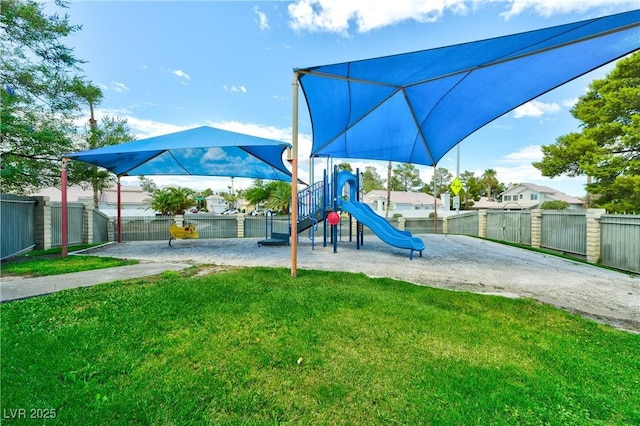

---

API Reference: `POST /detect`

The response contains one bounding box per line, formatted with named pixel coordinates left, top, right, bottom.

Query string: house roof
left=99, top=186, right=152, bottom=204
left=31, top=185, right=152, bottom=205
left=503, top=183, right=583, bottom=205
left=364, top=190, right=442, bottom=206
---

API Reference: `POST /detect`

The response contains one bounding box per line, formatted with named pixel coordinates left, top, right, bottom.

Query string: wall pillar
left=237, top=215, right=245, bottom=238
left=398, top=216, right=405, bottom=231
left=531, top=209, right=542, bottom=248
left=478, top=209, right=487, bottom=238
left=586, top=208, right=606, bottom=264
left=108, top=219, right=116, bottom=242
left=34, top=196, right=52, bottom=250
left=442, top=216, right=449, bottom=235
left=83, top=204, right=94, bottom=244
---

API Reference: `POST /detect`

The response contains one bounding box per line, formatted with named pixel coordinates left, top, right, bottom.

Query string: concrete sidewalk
left=0, top=262, right=191, bottom=302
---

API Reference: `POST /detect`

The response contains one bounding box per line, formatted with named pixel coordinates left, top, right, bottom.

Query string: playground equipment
left=335, top=170, right=424, bottom=259
left=275, top=166, right=424, bottom=259
left=257, top=211, right=290, bottom=246
left=168, top=222, right=199, bottom=246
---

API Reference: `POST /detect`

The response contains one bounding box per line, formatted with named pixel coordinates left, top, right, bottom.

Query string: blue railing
left=297, top=177, right=330, bottom=222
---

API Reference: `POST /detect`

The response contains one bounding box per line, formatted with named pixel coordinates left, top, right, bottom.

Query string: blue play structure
left=275, top=166, right=424, bottom=259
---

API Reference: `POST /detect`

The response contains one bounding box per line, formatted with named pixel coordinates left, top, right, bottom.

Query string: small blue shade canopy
left=297, top=9, right=640, bottom=167
left=64, top=126, right=294, bottom=182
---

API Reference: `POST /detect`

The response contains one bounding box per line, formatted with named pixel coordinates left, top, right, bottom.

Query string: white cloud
left=223, top=85, right=248, bottom=94
left=172, top=69, right=191, bottom=81
left=502, top=144, right=543, bottom=162
left=288, top=0, right=455, bottom=35
left=472, top=145, right=543, bottom=185
left=563, top=97, right=579, bottom=108
left=112, top=82, right=130, bottom=93
left=253, top=6, right=270, bottom=30
left=512, top=100, right=560, bottom=118
left=499, top=0, right=638, bottom=19
left=287, top=0, right=636, bottom=34
left=473, top=144, right=585, bottom=195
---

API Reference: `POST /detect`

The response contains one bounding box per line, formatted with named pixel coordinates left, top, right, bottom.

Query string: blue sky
left=63, top=0, right=639, bottom=196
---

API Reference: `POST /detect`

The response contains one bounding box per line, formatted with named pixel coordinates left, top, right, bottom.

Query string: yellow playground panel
left=169, top=222, right=199, bottom=246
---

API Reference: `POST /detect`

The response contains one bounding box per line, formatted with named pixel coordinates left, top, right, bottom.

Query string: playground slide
left=340, top=200, right=425, bottom=258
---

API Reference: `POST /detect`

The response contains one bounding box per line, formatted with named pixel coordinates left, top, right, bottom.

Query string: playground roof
left=296, top=9, right=640, bottom=167
left=64, top=126, right=294, bottom=182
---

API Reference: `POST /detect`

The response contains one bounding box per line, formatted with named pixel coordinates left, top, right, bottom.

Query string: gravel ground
left=82, top=234, right=640, bottom=332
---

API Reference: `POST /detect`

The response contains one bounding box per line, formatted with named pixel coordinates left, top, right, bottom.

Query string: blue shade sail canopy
left=296, top=9, right=640, bottom=167
left=64, top=126, right=294, bottom=182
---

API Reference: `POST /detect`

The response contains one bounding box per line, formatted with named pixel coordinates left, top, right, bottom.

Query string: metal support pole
left=290, top=73, right=300, bottom=277
left=117, top=176, right=122, bottom=243
left=61, top=158, right=69, bottom=257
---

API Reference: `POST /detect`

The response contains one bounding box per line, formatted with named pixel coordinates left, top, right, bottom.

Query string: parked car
left=249, top=209, right=265, bottom=216
left=221, top=208, right=241, bottom=215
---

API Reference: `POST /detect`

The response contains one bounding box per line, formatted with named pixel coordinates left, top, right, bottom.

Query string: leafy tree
left=244, top=179, right=291, bottom=213
left=68, top=116, right=136, bottom=207
left=138, top=176, right=157, bottom=193
left=458, top=170, right=484, bottom=209
left=540, top=200, right=570, bottom=210
left=222, top=192, right=238, bottom=209
left=244, top=179, right=269, bottom=207
left=1, top=90, right=77, bottom=193
left=337, top=162, right=352, bottom=172
left=427, top=167, right=453, bottom=196
left=1, top=0, right=90, bottom=194
left=533, top=51, right=640, bottom=213
left=265, top=181, right=291, bottom=214
left=362, top=166, right=384, bottom=193
left=150, top=187, right=196, bottom=216
left=391, top=163, right=422, bottom=191
left=201, top=188, right=214, bottom=198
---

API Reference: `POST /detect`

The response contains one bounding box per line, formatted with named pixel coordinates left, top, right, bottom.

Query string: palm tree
left=482, top=168, right=497, bottom=201
left=150, top=187, right=196, bottom=216
left=266, top=181, right=291, bottom=214
left=72, top=80, right=104, bottom=207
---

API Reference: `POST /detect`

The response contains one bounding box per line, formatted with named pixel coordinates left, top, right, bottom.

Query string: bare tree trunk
left=386, top=161, right=392, bottom=219
left=89, top=103, right=99, bottom=208
left=92, top=179, right=99, bottom=209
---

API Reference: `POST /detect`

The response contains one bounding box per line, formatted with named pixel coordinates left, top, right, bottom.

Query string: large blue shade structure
left=295, top=9, right=640, bottom=167
left=64, top=126, right=293, bottom=181
left=288, top=9, right=640, bottom=277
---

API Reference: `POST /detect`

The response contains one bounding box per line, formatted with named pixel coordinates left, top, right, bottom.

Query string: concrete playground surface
left=79, top=233, right=640, bottom=332
left=2, top=234, right=638, bottom=332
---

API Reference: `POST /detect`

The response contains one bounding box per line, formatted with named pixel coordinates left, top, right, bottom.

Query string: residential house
left=31, top=185, right=154, bottom=216
left=363, top=190, right=445, bottom=218
left=205, top=193, right=228, bottom=213
left=471, top=183, right=584, bottom=210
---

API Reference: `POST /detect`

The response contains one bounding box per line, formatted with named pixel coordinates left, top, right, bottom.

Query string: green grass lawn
left=1, top=267, right=638, bottom=425
left=1, top=244, right=137, bottom=277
